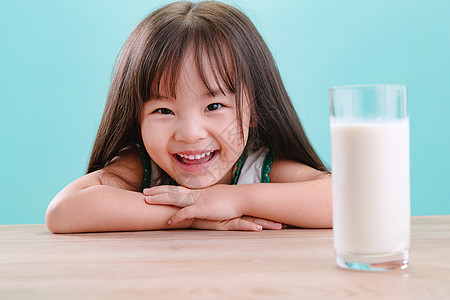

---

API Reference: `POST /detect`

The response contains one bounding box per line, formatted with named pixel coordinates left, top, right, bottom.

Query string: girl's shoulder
left=99, top=145, right=144, bottom=191
left=269, top=158, right=330, bottom=183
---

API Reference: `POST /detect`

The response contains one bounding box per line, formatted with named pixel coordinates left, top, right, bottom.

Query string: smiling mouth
left=174, top=150, right=217, bottom=165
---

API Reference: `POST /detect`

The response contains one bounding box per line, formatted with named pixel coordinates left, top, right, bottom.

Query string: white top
left=236, top=147, right=270, bottom=185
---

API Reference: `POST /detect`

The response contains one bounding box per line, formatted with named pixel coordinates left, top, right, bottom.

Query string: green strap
left=261, top=149, right=274, bottom=183
left=135, top=143, right=151, bottom=190
left=135, top=142, right=177, bottom=188
left=232, top=151, right=247, bottom=185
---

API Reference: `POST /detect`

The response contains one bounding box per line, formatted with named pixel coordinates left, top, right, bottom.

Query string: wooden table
left=1, top=216, right=449, bottom=299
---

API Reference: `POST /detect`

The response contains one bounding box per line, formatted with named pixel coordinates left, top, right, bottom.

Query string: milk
left=331, top=119, right=410, bottom=254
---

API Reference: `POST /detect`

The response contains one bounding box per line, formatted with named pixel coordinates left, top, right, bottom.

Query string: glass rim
left=329, top=84, right=407, bottom=91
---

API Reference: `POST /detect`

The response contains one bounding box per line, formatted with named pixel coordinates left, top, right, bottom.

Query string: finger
left=143, top=185, right=167, bottom=195
left=242, top=216, right=283, bottom=230
left=144, top=193, right=174, bottom=205
left=146, top=193, right=198, bottom=209
left=146, top=193, right=195, bottom=207
left=168, top=206, right=198, bottom=225
left=188, top=219, right=220, bottom=230
left=229, top=218, right=262, bottom=231
left=188, top=218, right=262, bottom=231
left=143, top=185, right=185, bottom=196
left=144, top=186, right=198, bottom=208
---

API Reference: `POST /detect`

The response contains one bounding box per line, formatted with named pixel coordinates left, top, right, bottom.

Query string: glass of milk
left=330, top=84, right=410, bottom=271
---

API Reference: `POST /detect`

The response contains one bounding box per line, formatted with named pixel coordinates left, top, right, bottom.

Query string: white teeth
left=178, top=151, right=213, bottom=160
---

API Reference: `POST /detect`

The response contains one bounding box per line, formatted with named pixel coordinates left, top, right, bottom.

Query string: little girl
left=46, top=1, right=332, bottom=233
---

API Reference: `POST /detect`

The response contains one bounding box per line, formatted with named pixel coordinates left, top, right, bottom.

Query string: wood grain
left=1, top=216, right=450, bottom=299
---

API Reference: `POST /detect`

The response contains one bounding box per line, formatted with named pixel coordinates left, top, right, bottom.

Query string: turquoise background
left=1, top=0, right=449, bottom=224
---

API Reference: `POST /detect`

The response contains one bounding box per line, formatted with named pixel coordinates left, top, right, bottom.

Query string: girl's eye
left=206, top=103, right=222, bottom=112
left=155, top=108, right=174, bottom=115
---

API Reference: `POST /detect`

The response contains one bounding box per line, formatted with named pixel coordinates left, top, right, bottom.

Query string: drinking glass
left=330, top=84, right=410, bottom=271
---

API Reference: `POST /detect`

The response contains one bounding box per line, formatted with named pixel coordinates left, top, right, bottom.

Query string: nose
left=174, top=115, right=208, bottom=143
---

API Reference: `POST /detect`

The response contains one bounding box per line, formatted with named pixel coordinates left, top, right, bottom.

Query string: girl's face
left=141, top=51, right=251, bottom=188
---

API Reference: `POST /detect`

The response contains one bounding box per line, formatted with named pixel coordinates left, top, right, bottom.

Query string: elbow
left=45, top=195, right=74, bottom=234
left=45, top=203, right=64, bottom=234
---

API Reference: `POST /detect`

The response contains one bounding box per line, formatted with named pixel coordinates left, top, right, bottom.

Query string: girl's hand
left=143, top=185, right=246, bottom=225
left=190, top=216, right=283, bottom=231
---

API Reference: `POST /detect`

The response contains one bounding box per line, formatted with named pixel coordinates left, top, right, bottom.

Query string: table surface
left=1, top=216, right=450, bottom=300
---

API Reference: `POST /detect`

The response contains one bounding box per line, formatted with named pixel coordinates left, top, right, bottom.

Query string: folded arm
left=46, top=170, right=194, bottom=233
left=145, top=159, right=332, bottom=228
left=46, top=148, right=282, bottom=233
left=240, top=179, right=331, bottom=228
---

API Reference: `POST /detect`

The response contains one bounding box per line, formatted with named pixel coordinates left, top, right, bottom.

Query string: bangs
left=149, top=30, right=237, bottom=100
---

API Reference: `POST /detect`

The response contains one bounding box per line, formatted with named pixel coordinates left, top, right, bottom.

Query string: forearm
left=46, top=185, right=192, bottom=233
left=240, top=178, right=332, bottom=228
